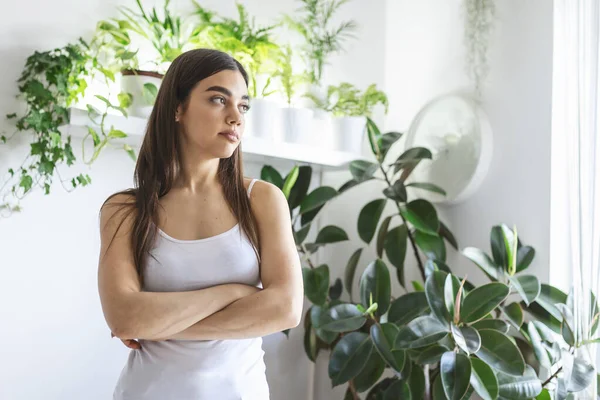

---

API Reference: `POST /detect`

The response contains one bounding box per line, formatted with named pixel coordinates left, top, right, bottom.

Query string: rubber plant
left=262, top=118, right=598, bottom=399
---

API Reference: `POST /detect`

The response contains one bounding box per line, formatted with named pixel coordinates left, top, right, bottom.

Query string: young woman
left=97, top=48, right=303, bottom=400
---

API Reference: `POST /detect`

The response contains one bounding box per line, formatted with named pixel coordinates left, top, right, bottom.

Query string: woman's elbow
left=281, top=295, right=303, bottom=329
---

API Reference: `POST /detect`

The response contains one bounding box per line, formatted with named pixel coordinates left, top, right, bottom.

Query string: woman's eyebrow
left=205, top=86, right=249, bottom=100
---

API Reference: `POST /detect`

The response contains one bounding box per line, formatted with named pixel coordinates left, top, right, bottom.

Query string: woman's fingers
left=122, top=339, right=142, bottom=349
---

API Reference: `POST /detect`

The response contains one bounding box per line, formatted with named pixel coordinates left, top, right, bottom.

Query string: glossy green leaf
left=415, top=345, right=449, bottom=365
left=425, top=259, right=452, bottom=278
left=310, top=306, right=338, bottom=344
left=389, top=291, right=430, bottom=326
left=329, top=278, right=343, bottom=301
left=383, top=380, right=411, bottom=400
left=366, top=117, right=382, bottom=159
left=302, top=265, right=329, bottom=306
left=475, top=329, right=525, bottom=376
left=294, top=223, right=311, bottom=245
left=440, top=352, right=471, bottom=400
left=360, top=259, right=391, bottom=316
left=426, top=271, right=451, bottom=325
left=557, top=303, right=575, bottom=346
left=510, top=275, right=541, bottom=306
left=462, top=247, right=500, bottom=280
left=444, top=274, right=461, bottom=319
left=395, top=316, right=448, bottom=349
left=496, top=365, right=542, bottom=398
left=353, top=348, right=385, bottom=392
left=384, top=224, right=408, bottom=286
left=358, top=199, right=387, bottom=244
left=288, top=166, right=312, bottom=209
left=299, top=186, right=337, bottom=214
left=452, top=324, right=481, bottom=354
left=400, top=199, right=439, bottom=235
left=261, top=166, right=284, bottom=189
left=438, top=220, right=458, bottom=250
left=432, top=375, right=446, bottom=400
left=370, top=323, right=405, bottom=373
left=338, top=178, right=360, bottom=194
left=383, top=180, right=407, bottom=202
left=393, top=147, right=432, bottom=178
left=350, top=160, right=378, bottom=182
left=408, top=365, right=426, bottom=399
left=536, top=389, right=551, bottom=400
left=516, top=245, right=535, bottom=272
left=461, top=283, right=510, bottom=323
left=376, top=216, right=392, bottom=258
left=490, top=225, right=508, bottom=269
left=470, top=357, right=499, bottom=400
left=527, top=322, right=551, bottom=368
left=315, top=225, right=349, bottom=245
left=320, top=304, right=367, bottom=332
left=568, top=355, right=595, bottom=392
left=303, top=325, right=318, bottom=362
left=344, top=248, right=363, bottom=301
left=282, top=165, right=299, bottom=199
left=378, top=131, right=403, bottom=161
left=365, top=378, right=395, bottom=400
left=414, top=231, right=446, bottom=261
left=328, top=332, right=373, bottom=386
left=504, top=302, right=524, bottom=328
left=472, top=319, right=510, bottom=334
left=406, top=182, right=447, bottom=196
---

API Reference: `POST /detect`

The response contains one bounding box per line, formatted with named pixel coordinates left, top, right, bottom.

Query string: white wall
left=0, top=1, right=387, bottom=400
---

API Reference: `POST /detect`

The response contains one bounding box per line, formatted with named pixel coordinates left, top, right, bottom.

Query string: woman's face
left=176, top=69, right=250, bottom=159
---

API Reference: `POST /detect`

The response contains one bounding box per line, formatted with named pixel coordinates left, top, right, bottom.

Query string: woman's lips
left=219, top=131, right=239, bottom=143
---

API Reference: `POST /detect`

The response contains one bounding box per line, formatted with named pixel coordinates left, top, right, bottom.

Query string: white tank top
left=113, top=179, right=269, bottom=400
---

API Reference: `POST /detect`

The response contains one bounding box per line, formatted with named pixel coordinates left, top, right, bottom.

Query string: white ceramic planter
left=245, top=98, right=281, bottom=140
left=333, top=116, right=367, bottom=154
left=312, top=110, right=335, bottom=149
left=281, top=107, right=314, bottom=145
left=120, top=70, right=163, bottom=118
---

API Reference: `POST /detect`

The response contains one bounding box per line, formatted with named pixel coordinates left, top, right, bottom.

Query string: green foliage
left=284, top=0, right=357, bottom=85
left=273, top=45, right=310, bottom=106
left=306, top=82, right=389, bottom=117
left=263, top=117, right=598, bottom=399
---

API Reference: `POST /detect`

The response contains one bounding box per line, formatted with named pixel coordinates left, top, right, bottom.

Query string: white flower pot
left=120, top=70, right=163, bottom=118
left=313, top=110, right=335, bottom=149
left=333, top=116, right=367, bottom=154
left=246, top=98, right=281, bottom=140
left=281, top=107, right=314, bottom=145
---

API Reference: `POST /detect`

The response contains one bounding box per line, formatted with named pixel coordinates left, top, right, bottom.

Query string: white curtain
left=552, top=0, right=600, bottom=398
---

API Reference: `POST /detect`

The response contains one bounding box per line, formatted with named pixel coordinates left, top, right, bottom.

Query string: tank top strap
left=247, top=178, right=259, bottom=198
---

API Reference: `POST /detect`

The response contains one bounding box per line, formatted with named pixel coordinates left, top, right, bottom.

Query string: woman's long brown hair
left=101, top=49, right=260, bottom=285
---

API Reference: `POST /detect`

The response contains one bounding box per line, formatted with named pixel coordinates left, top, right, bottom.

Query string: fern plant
left=306, top=82, right=389, bottom=117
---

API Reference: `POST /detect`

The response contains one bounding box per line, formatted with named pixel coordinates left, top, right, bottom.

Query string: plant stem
left=298, top=244, right=316, bottom=269
left=348, top=380, right=359, bottom=400
left=542, top=366, right=563, bottom=387
left=379, top=165, right=426, bottom=281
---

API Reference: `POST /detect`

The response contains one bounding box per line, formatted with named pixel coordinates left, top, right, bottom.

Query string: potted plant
left=272, top=45, right=313, bottom=145
left=191, top=2, right=281, bottom=139
left=93, top=0, right=194, bottom=117
left=263, top=119, right=597, bottom=399
left=284, top=0, right=358, bottom=106
left=307, top=83, right=389, bottom=153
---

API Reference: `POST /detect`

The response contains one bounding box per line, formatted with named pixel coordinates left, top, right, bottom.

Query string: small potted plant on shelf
left=92, top=0, right=194, bottom=118
left=306, top=82, right=388, bottom=153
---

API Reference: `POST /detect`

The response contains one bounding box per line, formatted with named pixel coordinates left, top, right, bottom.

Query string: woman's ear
left=175, top=104, right=184, bottom=122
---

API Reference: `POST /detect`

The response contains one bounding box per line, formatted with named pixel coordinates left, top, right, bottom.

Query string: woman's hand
left=111, top=332, right=141, bottom=350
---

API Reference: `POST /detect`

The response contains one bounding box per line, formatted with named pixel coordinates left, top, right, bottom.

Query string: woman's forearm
left=113, top=283, right=257, bottom=340
left=156, top=287, right=301, bottom=341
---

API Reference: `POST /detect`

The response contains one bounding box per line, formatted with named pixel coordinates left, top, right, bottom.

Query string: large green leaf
left=504, top=302, right=524, bottom=328
left=376, top=216, right=392, bottom=258
left=310, top=305, right=338, bottom=344
left=302, top=265, right=329, bottom=306
left=329, top=278, right=343, bottom=301
left=383, top=180, right=407, bottom=202
left=490, top=225, right=508, bottom=269
left=353, top=348, right=385, bottom=392
left=496, top=365, right=542, bottom=399
left=299, top=186, right=337, bottom=214
left=461, top=283, right=510, bottom=323
left=451, top=324, right=481, bottom=354
left=366, top=117, right=382, bottom=159
left=406, top=182, right=447, bottom=196
left=438, top=220, right=458, bottom=250
left=282, top=165, right=299, bottom=199
left=319, top=304, right=367, bottom=332
left=527, top=322, right=551, bottom=368
left=328, top=332, right=373, bottom=386
left=408, top=365, right=426, bottom=399
left=383, top=380, right=411, bottom=400
left=516, top=245, right=535, bottom=272
left=440, top=352, right=471, bottom=400
left=415, top=345, right=450, bottom=365
left=303, top=321, right=318, bottom=362
left=287, top=165, right=312, bottom=209
left=370, top=323, right=405, bottom=373
left=475, top=329, right=525, bottom=376
left=388, top=291, right=430, bottom=326
left=534, top=284, right=567, bottom=320
left=462, top=247, right=500, bottom=280
left=358, top=199, right=387, bottom=244
left=360, top=259, right=391, bottom=316
left=260, top=165, right=284, bottom=188
left=557, top=303, right=575, bottom=346
left=470, top=357, right=499, bottom=400
left=472, top=319, right=510, bottom=334
left=315, top=225, right=349, bottom=245
left=444, top=274, right=461, bottom=319
left=400, top=199, right=439, bottom=235
left=393, top=147, right=432, bottom=178
left=414, top=231, right=446, bottom=262
left=525, top=302, right=562, bottom=333
left=510, top=275, right=541, bottom=306
left=426, top=271, right=451, bottom=325
left=395, top=316, right=448, bottom=349
left=536, top=389, right=551, bottom=400
left=384, top=224, right=408, bottom=286
left=294, top=223, right=311, bottom=245
left=568, top=355, right=595, bottom=392
left=432, top=375, right=446, bottom=400
left=350, top=160, right=379, bottom=182
left=344, top=248, right=363, bottom=301
left=378, top=131, right=403, bottom=161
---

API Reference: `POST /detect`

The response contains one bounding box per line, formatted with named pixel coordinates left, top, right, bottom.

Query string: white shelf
left=66, top=107, right=363, bottom=170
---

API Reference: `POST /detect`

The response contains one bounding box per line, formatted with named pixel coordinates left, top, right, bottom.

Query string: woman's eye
left=240, top=104, right=251, bottom=113
left=211, top=96, right=226, bottom=105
